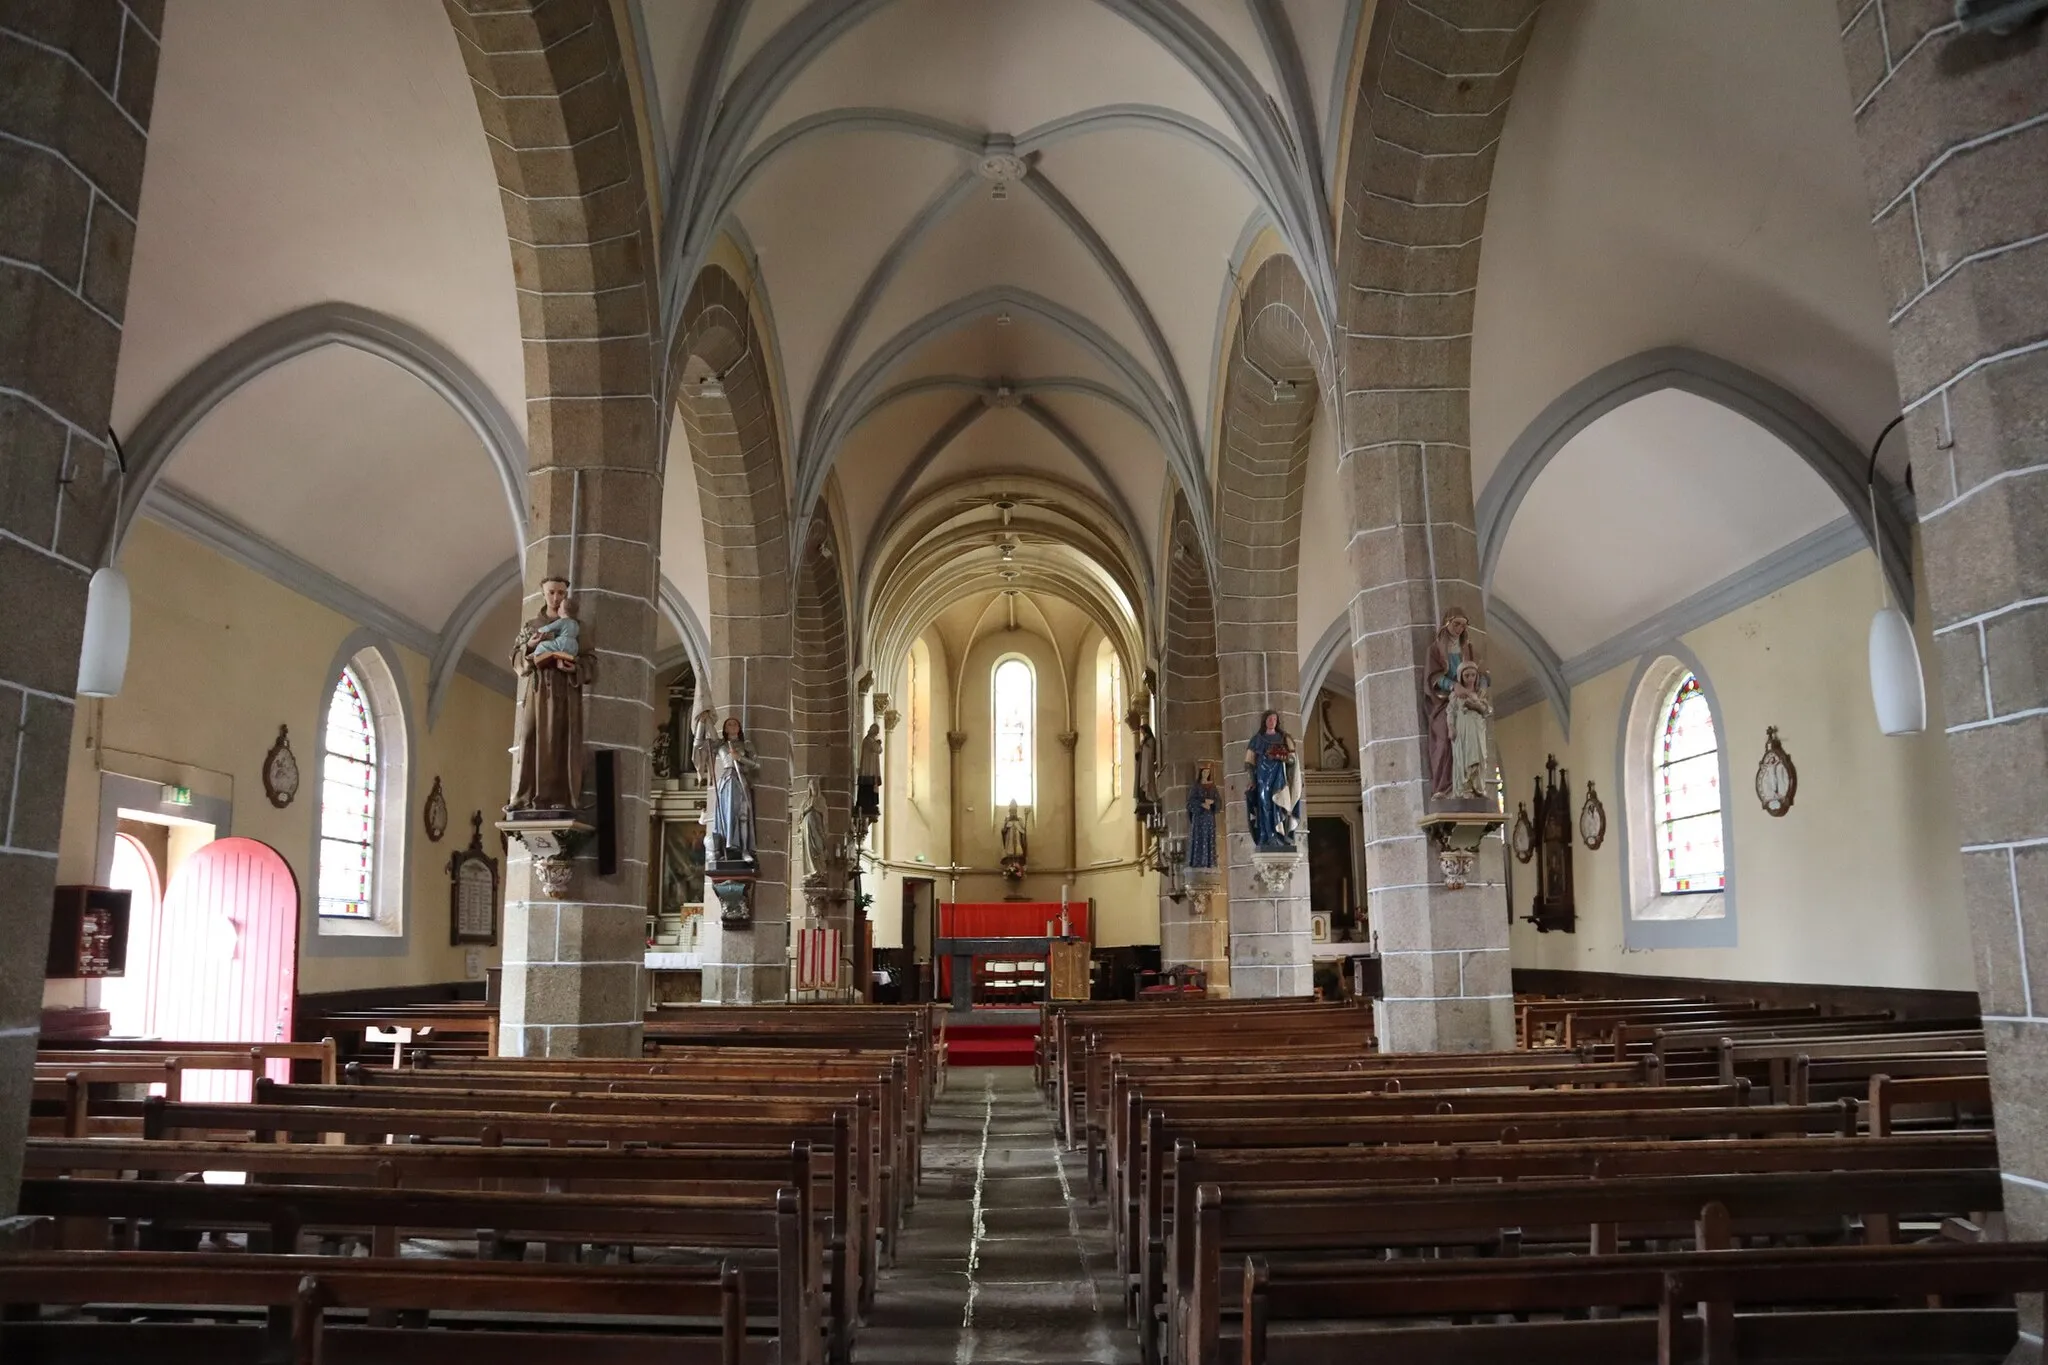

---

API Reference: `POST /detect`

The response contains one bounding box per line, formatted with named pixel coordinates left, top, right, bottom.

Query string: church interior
left=2, top=0, right=2045, bottom=1360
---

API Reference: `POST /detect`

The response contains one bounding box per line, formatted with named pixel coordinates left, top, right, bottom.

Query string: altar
left=935, top=901, right=1092, bottom=1012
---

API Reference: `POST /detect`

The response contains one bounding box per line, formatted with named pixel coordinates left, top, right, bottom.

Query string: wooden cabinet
left=46, top=885, right=130, bottom=979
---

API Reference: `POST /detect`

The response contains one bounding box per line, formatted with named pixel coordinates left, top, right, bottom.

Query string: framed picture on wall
left=448, top=812, right=500, bottom=946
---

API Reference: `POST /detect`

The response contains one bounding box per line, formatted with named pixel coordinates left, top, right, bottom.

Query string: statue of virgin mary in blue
left=1243, top=710, right=1300, bottom=852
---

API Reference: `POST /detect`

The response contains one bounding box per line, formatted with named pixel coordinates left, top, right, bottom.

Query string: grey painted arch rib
left=1486, top=596, right=1571, bottom=736
left=1297, top=611, right=1351, bottom=721
left=657, top=575, right=716, bottom=712
left=427, top=557, right=521, bottom=729
left=112, top=302, right=528, bottom=564
left=1475, top=347, right=1913, bottom=616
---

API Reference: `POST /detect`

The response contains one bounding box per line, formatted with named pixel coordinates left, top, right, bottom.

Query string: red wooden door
left=151, top=837, right=299, bottom=1100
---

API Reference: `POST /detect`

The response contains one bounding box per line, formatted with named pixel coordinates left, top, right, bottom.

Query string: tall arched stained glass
left=1656, top=672, right=1724, bottom=893
left=319, top=667, right=378, bottom=919
left=992, top=657, right=1034, bottom=809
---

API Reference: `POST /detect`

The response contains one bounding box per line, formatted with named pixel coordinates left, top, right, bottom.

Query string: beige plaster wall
left=56, top=519, right=513, bottom=997
left=1498, top=550, right=1970, bottom=991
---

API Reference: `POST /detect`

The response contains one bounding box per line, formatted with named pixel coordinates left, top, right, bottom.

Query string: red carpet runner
left=946, top=1022, right=1039, bottom=1067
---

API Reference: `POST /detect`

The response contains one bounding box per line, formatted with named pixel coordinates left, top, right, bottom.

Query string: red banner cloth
left=939, top=902, right=1089, bottom=940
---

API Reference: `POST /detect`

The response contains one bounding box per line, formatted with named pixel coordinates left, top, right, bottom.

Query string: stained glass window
left=992, top=657, right=1034, bottom=809
left=319, top=667, right=378, bottom=919
left=1656, top=673, right=1724, bottom=894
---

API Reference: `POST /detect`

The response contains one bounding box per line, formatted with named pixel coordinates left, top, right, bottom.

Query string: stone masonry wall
left=1837, top=0, right=2048, bottom=1261
left=0, top=0, right=161, bottom=1207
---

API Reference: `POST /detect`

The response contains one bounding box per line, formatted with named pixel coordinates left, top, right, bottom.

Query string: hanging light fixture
left=77, top=565, right=131, bottom=697
left=77, top=428, right=133, bottom=698
left=1865, top=414, right=1926, bottom=735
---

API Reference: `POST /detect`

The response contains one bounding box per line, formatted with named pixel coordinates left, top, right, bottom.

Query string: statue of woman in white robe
left=699, top=715, right=759, bottom=862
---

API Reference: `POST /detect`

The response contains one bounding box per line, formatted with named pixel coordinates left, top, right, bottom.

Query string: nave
left=856, top=1067, right=1132, bottom=1365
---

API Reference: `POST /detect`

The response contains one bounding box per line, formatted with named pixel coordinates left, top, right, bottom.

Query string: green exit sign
left=161, top=784, right=192, bottom=807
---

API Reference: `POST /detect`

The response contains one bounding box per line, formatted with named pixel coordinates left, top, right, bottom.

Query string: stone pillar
left=1158, top=509, right=1230, bottom=987
left=446, top=0, right=661, bottom=1055
left=0, top=0, right=159, bottom=1212
left=1334, top=0, right=1535, bottom=1052
left=1059, top=729, right=1080, bottom=870
left=1837, top=2, right=2048, bottom=1247
left=945, top=729, right=967, bottom=869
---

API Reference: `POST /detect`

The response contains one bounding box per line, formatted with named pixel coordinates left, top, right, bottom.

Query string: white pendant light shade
left=77, top=566, right=131, bottom=698
left=1869, top=605, right=1926, bottom=736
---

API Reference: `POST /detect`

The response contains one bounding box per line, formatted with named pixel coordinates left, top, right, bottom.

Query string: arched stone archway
left=446, top=0, right=664, bottom=1056
left=1211, top=253, right=1331, bottom=998
left=667, top=264, right=797, bottom=1002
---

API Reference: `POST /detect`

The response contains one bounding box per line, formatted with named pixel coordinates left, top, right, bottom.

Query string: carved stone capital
left=946, top=730, right=969, bottom=753
left=1058, top=730, right=1080, bottom=751
left=1436, top=847, right=1478, bottom=890
left=1248, top=851, right=1300, bottom=897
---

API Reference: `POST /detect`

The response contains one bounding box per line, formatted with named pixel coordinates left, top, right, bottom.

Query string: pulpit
left=935, top=901, right=1092, bottom=1012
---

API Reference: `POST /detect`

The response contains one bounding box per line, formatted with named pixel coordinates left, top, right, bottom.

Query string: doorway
left=902, top=878, right=936, bottom=1002
left=150, top=838, right=300, bottom=1100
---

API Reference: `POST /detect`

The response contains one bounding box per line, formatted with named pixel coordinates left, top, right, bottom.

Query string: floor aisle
left=854, top=1065, right=1140, bottom=1364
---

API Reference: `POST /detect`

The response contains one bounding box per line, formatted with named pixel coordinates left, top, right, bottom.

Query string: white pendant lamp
left=77, top=565, right=131, bottom=698
left=1865, top=415, right=1925, bottom=735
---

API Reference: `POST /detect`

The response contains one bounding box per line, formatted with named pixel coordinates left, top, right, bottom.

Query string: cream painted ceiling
left=164, top=347, right=517, bottom=630
left=113, top=0, right=526, bottom=668
left=1474, top=0, right=1901, bottom=692
left=1491, top=391, right=1847, bottom=662
left=645, top=0, right=1356, bottom=610
left=107, top=0, right=1915, bottom=734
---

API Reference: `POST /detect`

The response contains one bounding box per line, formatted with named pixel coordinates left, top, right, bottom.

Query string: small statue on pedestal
left=696, top=713, right=759, bottom=865
left=999, top=801, right=1028, bottom=885
left=798, top=777, right=829, bottom=884
left=1131, top=708, right=1160, bottom=816
left=1186, top=761, right=1221, bottom=870
left=1425, top=607, right=1487, bottom=801
left=507, top=576, right=592, bottom=817
left=1244, top=711, right=1300, bottom=853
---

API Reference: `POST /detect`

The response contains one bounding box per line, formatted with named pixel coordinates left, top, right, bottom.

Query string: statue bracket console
left=708, top=861, right=756, bottom=928
left=1180, top=866, right=1222, bottom=916
left=495, top=818, right=594, bottom=900
left=1249, top=849, right=1301, bottom=897
left=1419, top=804, right=1505, bottom=892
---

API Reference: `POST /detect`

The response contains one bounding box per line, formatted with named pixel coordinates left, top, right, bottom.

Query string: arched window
left=1655, top=673, right=1725, bottom=894
left=1617, top=650, right=1734, bottom=949
left=992, top=657, right=1034, bottom=808
left=311, top=638, right=410, bottom=943
left=1095, top=640, right=1124, bottom=803
left=907, top=638, right=930, bottom=803
left=319, top=667, right=378, bottom=920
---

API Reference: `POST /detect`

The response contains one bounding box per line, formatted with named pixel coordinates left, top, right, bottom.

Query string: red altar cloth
left=939, top=901, right=1089, bottom=940
left=937, top=902, right=1089, bottom=1000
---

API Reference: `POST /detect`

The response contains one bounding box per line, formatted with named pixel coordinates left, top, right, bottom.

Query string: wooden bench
left=1238, top=1241, right=2048, bottom=1365
left=1136, top=1132, right=1997, bottom=1363
left=16, top=1179, right=811, bottom=1362
left=1182, top=1167, right=2004, bottom=1365
left=0, top=1249, right=754, bottom=1364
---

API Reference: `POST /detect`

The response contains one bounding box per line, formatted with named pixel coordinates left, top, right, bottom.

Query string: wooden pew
left=1142, top=1133, right=1997, bottom=1362
left=16, top=1180, right=811, bottom=1363
left=40, top=1038, right=339, bottom=1085
left=1237, top=1241, right=2048, bottom=1365
left=0, top=1249, right=753, bottom=1364
left=1182, top=1168, right=2004, bottom=1365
